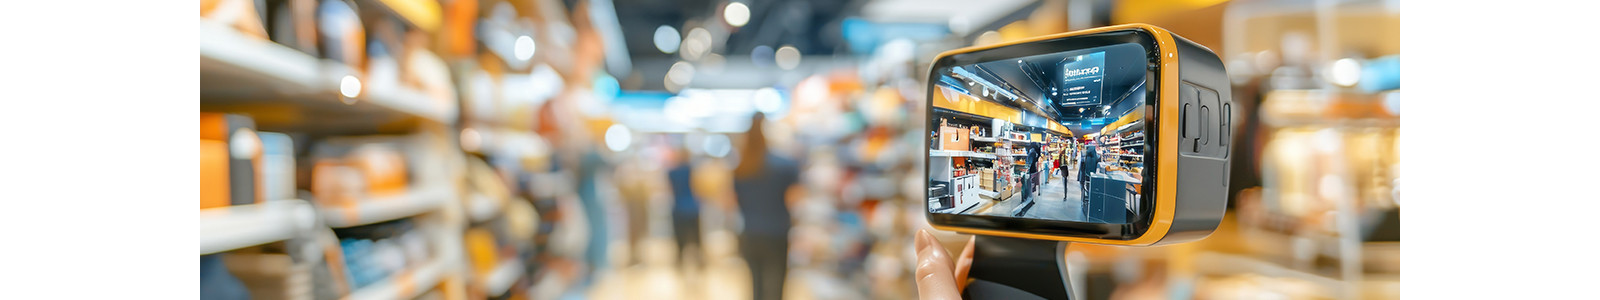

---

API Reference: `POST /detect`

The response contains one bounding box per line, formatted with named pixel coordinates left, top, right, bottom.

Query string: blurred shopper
left=667, top=144, right=702, bottom=270
left=614, top=150, right=662, bottom=266
left=732, top=113, right=801, bottom=300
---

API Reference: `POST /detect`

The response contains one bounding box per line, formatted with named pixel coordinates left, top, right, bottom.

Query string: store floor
left=977, top=168, right=1087, bottom=222
left=586, top=230, right=856, bottom=300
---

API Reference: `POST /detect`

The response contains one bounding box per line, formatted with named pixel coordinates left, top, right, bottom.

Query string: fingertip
left=914, top=229, right=930, bottom=252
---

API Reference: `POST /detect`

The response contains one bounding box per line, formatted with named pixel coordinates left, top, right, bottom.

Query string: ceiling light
left=724, top=2, right=751, bottom=27
left=1329, top=58, right=1362, bottom=87
left=751, top=45, right=775, bottom=68
left=665, top=61, right=696, bottom=92
left=653, top=25, right=681, bottom=54
left=339, top=75, right=361, bottom=98
left=704, top=134, right=732, bottom=157
left=681, top=27, right=713, bottom=61
left=754, top=87, right=783, bottom=114
left=775, top=46, right=801, bottom=70
left=514, top=35, right=536, bottom=61
left=605, top=124, right=632, bottom=152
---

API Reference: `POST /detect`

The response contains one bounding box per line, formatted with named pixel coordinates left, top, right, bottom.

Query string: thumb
left=914, top=230, right=961, bottom=300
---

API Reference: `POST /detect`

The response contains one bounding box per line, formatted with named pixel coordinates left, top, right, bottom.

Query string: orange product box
left=201, top=140, right=231, bottom=209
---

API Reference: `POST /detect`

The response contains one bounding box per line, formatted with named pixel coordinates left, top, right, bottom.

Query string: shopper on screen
left=732, top=113, right=801, bottom=300
left=1026, top=142, right=1041, bottom=199
left=1079, top=143, right=1100, bottom=195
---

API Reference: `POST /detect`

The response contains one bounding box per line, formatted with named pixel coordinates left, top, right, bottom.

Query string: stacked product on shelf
left=308, top=137, right=411, bottom=211
left=334, top=219, right=433, bottom=290
left=202, top=113, right=269, bottom=208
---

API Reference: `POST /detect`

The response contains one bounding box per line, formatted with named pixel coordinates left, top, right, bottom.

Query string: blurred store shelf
left=371, top=0, right=441, bottom=32
left=321, top=186, right=452, bottom=228
left=482, top=258, right=524, bottom=297
left=200, top=200, right=318, bottom=255
left=343, top=257, right=451, bottom=300
left=467, top=193, right=501, bottom=223
left=199, top=21, right=457, bottom=132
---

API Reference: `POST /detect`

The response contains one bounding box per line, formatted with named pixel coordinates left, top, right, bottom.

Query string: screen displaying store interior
left=927, top=43, right=1148, bottom=224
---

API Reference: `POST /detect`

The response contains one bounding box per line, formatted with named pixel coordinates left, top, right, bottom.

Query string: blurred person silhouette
left=732, top=113, right=801, bottom=300
left=667, top=137, right=703, bottom=272
left=613, top=140, right=667, bottom=266
left=538, top=90, right=616, bottom=293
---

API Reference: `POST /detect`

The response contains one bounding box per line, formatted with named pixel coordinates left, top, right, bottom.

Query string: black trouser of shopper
left=741, top=232, right=789, bottom=300
left=672, top=212, right=700, bottom=264
left=1022, top=172, right=1034, bottom=203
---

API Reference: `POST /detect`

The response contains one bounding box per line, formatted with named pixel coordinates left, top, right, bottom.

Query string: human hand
left=914, top=229, right=976, bottom=300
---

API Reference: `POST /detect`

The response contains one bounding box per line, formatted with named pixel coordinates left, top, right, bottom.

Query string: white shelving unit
left=322, top=186, right=453, bottom=228
left=343, top=257, right=452, bottom=300
left=200, top=200, right=319, bottom=255
left=199, top=21, right=457, bottom=126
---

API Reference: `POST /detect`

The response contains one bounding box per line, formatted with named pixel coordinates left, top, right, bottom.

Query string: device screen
left=927, top=42, right=1148, bottom=225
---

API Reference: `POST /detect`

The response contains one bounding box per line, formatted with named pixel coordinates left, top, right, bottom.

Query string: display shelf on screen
left=321, top=186, right=452, bottom=228
left=977, top=189, right=999, bottom=198
left=343, top=257, right=451, bottom=300
left=930, top=150, right=998, bottom=159
left=199, top=21, right=457, bottom=130
left=200, top=200, right=318, bottom=255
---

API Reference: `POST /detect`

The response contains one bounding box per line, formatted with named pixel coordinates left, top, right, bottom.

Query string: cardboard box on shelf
left=940, top=125, right=969, bottom=151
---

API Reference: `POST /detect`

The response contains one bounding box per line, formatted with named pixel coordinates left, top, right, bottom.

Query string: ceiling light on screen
left=724, top=2, right=751, bottom=27
left=654, top=25, right=681, bottom=54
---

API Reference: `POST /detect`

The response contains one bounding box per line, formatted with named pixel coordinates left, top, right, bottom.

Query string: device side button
left=1220, top=103, right=1231, bottom=147
left=1182, top=103, right=1195, bottom=139
left=1198, top=105, right=1210, bottom=146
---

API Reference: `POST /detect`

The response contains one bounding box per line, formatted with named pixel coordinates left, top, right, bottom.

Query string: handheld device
left=922, top=24, right=1231, bottom=299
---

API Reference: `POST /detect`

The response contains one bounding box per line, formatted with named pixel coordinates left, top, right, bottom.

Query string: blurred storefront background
left=198, top=0, right=1398, bottom=299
